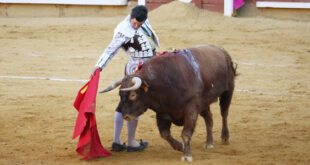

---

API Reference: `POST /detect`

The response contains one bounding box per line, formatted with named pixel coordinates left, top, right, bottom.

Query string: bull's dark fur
left=118, top=44, right=237, bottom=161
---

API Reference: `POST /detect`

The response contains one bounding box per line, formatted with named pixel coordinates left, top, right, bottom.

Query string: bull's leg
left=219, top=90, right=233, bottom=144
left=181, top=110, right=198, bottom=162
left=156, top=115, right=183, bottom=151
left=200, top=106, right=214, bottom=149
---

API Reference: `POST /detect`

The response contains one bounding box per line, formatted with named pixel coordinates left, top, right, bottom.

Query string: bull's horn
left=99, top=77, right=123, bottom=93
left=120, top=77, right=142, bottom=91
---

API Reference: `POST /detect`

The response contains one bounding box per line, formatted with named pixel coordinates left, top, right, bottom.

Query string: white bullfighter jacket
left=95, top=15, right=160, bottom=75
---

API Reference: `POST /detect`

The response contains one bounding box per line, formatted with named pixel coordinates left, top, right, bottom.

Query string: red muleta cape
left=72, top=69, right=111, bottom=159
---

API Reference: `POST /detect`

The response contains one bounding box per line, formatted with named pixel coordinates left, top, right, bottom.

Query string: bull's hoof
left=204, top=143, right=215, bottom=149
left=181, top=155, right=193, bottom=162
left=221, top=139, right=230, bottom=145
left=172, top=141, right=184, bottom=152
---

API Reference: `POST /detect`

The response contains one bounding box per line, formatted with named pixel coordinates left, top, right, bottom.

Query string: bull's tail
left=221, top=47, right=238, bottom=77
left=232, top=61, right=238, bottom=77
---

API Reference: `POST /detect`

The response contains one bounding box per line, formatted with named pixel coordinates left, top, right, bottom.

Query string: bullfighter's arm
left=95, top=32, right=130, bottom=70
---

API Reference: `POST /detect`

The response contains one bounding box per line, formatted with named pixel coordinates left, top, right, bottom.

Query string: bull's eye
left=129, top=91, right=137, bottom=101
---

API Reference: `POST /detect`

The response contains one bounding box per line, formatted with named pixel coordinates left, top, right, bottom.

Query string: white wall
left=0, top=0, right=127, bottom=5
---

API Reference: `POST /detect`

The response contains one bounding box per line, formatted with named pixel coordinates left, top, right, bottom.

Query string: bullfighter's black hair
left=130, top=5, right=148, bottom=22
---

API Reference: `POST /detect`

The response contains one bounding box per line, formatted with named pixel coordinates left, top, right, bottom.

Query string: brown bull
left=102, top=44, right=237, bottom=162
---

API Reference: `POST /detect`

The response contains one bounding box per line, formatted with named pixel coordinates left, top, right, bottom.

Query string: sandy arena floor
left=0, top=1, right=310, bottom=165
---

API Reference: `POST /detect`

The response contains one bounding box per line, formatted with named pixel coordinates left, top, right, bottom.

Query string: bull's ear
left=142, top=80, right=149, bottom=93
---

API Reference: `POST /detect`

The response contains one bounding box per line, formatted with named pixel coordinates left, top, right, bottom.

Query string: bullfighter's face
left=130, top=18, right=144, bottom=30
left=118, top=76, right=149, bottom=121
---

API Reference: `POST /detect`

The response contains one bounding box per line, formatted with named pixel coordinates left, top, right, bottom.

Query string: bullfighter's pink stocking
left=113, top=112, right=124, bottom=144
left=127, top=118, right=140, bottom=147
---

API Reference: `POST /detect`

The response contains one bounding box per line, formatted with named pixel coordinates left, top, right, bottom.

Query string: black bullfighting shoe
left=127, top=139, right=149, bottom=152
left=111, top=142, right=127, bottom=152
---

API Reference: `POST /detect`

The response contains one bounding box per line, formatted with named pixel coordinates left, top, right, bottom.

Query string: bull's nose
left=123, top=114, right=135, bottom=121
left=123, top=115, right=130, bottom=120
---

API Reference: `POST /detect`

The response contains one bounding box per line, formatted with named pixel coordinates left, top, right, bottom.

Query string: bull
left=101, top=44, right=237, bottom=162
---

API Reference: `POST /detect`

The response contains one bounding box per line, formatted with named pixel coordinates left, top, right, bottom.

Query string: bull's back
left=189, top=45, right=235, bottom=100
left=189, top=45, right=229, bottom=75
left=139, top=45, right=235, bottom=108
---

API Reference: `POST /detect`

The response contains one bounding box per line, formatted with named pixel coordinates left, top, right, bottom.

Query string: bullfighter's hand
left=91, top=66, right=100, bottom=77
